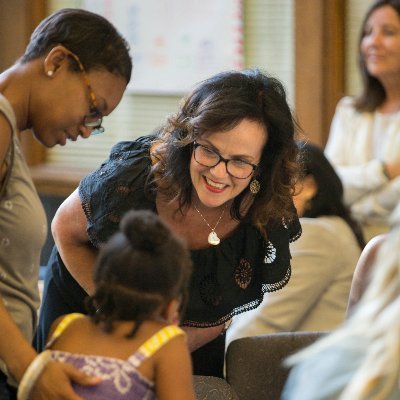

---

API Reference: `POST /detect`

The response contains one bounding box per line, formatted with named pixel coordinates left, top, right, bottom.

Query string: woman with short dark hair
left=0, top=8, right=131, bottom=399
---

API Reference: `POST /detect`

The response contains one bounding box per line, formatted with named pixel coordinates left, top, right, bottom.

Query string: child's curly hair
left=86, top=210, right=192, bottom=338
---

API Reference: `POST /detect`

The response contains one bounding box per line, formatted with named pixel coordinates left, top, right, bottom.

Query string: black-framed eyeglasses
left=68, top=51, right=105, bottom=136
left=193, top=141, right=258, bottom=179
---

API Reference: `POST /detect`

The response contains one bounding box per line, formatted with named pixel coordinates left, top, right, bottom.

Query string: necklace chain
left=193, top=203, right=227, bottom=245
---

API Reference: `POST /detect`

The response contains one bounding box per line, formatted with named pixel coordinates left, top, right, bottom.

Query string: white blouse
left=325, top=96, right=400, bottom=224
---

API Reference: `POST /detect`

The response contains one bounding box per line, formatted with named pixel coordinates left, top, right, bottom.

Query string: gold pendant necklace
left=193, top=203, right=227, bottom=246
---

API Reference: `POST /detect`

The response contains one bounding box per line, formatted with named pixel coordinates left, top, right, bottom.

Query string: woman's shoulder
left=335, top=96, right=358, bottom=116
left=105, top=134, right=155, bottom=169
left=81, top=135, right=154, bottom=186
left=0, top=94, right=16, bottom=162
left=234, top=215, right=301, bottom=248
left=295, top=216, right=359, bottom=252
left=78, top=135, right=157, bottom=246
left=298, top=215, right=347, bottom=233
left=109, top=134, right=155, bottom=155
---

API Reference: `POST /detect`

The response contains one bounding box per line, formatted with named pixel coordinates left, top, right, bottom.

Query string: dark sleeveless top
left=56, top=135, right=301, bottom=327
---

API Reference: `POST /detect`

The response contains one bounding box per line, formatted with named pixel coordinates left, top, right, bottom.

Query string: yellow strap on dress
left=136, top=325, right=185, bottom=359
left=45, top=313, right=85, bottom=348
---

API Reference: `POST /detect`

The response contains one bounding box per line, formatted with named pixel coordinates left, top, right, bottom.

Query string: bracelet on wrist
left=17, top=350, right=53, bottom=400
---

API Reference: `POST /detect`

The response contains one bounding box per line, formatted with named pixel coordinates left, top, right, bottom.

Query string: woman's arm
left=350, top=178, right=400, bottom=223
left=52, top=189, right=97, bottom=295
left=0, top=298, right=37, bottom=383
left=0, top=299, right=98, bottom=400
left=182, top=325, right=225, bottom=352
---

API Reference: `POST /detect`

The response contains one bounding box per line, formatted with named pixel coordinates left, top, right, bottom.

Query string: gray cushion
left=225, top=332, right=324, bottom=400
left=194, top=375, right=239, bottom=400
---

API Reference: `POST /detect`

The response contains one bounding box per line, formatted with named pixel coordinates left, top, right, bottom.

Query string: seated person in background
left=226, top=142, right=365, bottom=342
left=282, top=202, right=400, bottom=400
left=19, top=210, right=195, bottom=400
left=324, top=0, right=400, bottom=240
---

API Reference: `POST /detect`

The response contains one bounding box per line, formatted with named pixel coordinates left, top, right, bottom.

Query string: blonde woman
left=282, top=204, right=400, bottom=400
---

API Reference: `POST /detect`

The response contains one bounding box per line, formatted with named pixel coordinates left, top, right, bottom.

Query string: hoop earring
left=250, top=179, right=260, bottom=194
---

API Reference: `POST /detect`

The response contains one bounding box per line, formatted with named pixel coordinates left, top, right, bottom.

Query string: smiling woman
left=189, top=119, right=267, bottom=210
left=325, top=0, right=400, bottom=239
left=37, top=68, right=302, bottom=379
left=0, top=7, right=131, bottom=400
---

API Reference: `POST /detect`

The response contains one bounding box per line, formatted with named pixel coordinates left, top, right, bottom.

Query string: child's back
left=47, top=313, right=192, bottom=400
left=44, top=210, right=195, bottom=400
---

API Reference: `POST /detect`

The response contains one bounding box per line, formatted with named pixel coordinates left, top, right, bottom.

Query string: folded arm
left=350, top=177, right=400, bottom=223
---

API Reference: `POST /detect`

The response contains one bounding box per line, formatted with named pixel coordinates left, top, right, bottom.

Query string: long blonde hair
left=286, top=205, right=400, bottom=399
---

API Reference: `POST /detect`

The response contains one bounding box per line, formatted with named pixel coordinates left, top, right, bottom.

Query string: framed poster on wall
left=83, top=0, right=244, bottom=94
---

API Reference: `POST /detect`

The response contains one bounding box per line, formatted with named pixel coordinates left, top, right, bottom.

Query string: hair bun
left=120, top=210, right=170, bottom=252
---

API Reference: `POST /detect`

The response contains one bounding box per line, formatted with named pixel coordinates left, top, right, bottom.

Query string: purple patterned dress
left=49, top=314, right=184, bottom=400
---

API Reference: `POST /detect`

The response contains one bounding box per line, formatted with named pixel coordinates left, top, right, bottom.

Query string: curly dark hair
left=354, top=0, right=400, bottom=112
left=150, top=68, right=300, bottom=234
left=86, top=210, right=192, bottom=337
left=20, top=8, right=132, bottom=83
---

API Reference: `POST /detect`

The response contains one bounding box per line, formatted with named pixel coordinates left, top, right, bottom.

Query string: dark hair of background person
left=354, top=0, right=400, bottom=112
left=20, top=8, right=132, bottom=83
left=86, top=210, right=193, bottom=338
left=298, top=141, right=365, bottom=249
left=151, top=68, right=300, bottom=234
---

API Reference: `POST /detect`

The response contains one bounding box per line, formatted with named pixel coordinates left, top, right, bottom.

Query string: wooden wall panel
left=0, top=0, right=47, bottom=164
left=295, top=0, right=345, bottom=147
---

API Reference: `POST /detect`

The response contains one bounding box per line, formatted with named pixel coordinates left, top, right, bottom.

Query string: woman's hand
left=182, top=325, right=225, bottom=352
left=31, top=362, right=100, bottom=400
left=385, top=161, right=400, bottom=180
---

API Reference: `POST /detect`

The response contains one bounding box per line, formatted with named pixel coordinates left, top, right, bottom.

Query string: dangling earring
left=47, top=70, right=54, bottom=77
left=250, top=179, right=260, bottom=194
left=304, top=195, right=314, bottom=211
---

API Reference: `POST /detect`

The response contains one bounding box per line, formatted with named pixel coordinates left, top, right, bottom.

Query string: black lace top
left=79, top=135, right=301, bottom=327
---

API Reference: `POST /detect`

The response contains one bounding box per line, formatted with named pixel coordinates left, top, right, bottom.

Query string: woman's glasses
left=68, top=52, right=104, bottom=135
left=193, top=141, right=258, bottom=179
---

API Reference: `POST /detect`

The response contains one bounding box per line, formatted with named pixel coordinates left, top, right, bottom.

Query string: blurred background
left=0, top=0, right=374, bottom=263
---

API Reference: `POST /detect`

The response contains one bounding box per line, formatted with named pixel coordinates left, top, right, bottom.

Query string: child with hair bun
left=24, top=210, right=195, bottom=400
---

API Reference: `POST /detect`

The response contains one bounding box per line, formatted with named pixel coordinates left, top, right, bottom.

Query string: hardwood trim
left=322, top=1, right=345, bottom=145
left=27, top=0, right=47, bottom=32
left=295, top=0, right=345, bottom=147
